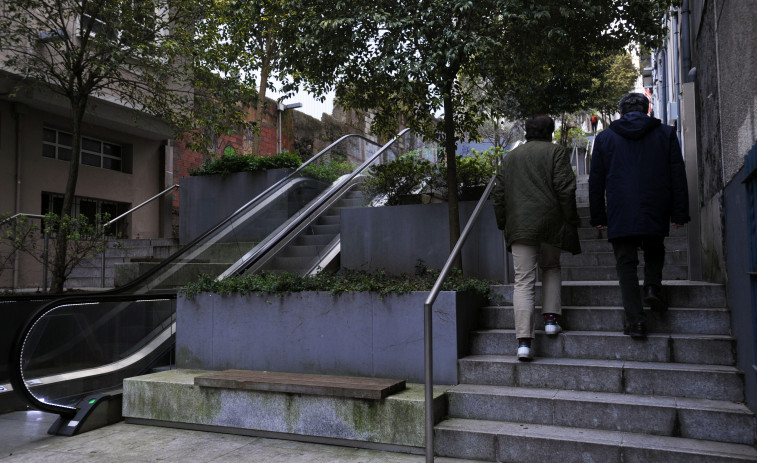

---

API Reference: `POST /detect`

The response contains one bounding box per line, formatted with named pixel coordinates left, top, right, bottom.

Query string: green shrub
left=190, top=151, right=303, bottom=176
left=435, top=148, right=501, bottom=198
left=301, top=159, right=354, bottom=183
left=181, top=268, right=492, bottom=301
left=361, top=155, right=436, bottom=205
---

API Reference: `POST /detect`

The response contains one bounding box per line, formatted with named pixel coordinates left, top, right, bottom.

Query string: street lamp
left=278, top=102, right=302, bottom=154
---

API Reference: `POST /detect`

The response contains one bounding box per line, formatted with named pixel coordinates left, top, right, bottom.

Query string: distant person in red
left=590, top=114, right=598, bottom=134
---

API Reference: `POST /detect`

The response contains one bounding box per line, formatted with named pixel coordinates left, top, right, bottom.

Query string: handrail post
left=101, top=246, right=106, bottom=288
left=423, top=176, right=497, bottom=463
left=424, top=300, right=434, bottom=463
left=43, top=229, right=49, bottom=291
left=99, top=184, right=180, bottom=288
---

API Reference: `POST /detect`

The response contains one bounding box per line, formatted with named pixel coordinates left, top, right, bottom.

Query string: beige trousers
left=511, top=240, right=562, bottom=339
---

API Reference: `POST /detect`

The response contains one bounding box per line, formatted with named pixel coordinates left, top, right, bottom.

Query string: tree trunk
left=443, top=90, right=461, bottom=269
left=251, top=35, right=274, bottom=156
left=50, top=98, right=87, bottom=293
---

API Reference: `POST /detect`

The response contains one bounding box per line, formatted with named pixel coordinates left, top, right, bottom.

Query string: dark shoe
left=623, top=321, right=648, bottom=339
left=517, top=338, right=533, bottom=362
left=543, top=313, right=562, bottom=336
left=643, top=286, right=668, bottom=312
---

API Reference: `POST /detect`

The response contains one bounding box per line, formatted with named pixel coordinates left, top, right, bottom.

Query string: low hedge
left=190, top=151, right=303, bottom=176
left=181, top=266, right=492, bottom=301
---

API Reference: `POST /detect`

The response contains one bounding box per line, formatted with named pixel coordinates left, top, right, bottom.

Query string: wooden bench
left=194, top=370, right=406, bottom=400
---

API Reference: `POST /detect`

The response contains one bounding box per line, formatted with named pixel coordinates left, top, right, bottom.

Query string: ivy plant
left=181, top=268, right=492, bottom=302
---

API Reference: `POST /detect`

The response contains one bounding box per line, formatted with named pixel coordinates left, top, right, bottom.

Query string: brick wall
left=169, top=98, right=297, bottom=237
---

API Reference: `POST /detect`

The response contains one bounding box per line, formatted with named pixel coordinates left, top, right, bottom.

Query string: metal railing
left=219, top=129, right=411, bottom=279
left=1, top=213, right=49, bottom=290
left=422, top=175, right=497, bottom=463
left=100, top=184, right=180, bottom=287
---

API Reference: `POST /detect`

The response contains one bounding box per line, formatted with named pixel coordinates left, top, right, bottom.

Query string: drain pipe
left=681, top=0, right=693, bottom=82
left=660, top=50, right=668, bottom=124
left=13, top=104, right=23, bottom=290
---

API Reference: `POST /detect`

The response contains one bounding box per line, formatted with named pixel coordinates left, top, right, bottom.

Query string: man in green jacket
left=491, top=115, right=581, bottom=361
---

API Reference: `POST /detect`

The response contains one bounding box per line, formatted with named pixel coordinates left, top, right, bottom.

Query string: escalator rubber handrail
left=95, top=133, right=380, bottom=295
left=0, top=133, right=378, bottom=305
left=8, top=291, right=177, bottom=417
left=6, top=134, right=377, bottom=416
left=232, top=128, right=411, bottom=275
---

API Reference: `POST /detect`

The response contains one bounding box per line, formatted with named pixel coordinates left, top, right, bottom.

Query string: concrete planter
left=179, top=168, right=292, bottom=244
left=177, top=291, right=483, bottom=385
left=340, top=200, right=505, bottom=281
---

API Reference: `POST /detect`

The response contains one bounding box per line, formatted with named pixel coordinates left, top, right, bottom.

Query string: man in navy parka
left=589, top=93, right=690, bottom=338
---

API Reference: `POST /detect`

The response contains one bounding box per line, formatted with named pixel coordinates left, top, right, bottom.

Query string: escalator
left=4, top=129, right=426, bottom=435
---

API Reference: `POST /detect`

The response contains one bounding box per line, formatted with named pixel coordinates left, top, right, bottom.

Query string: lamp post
left=277, top=102, right=302, bottom=153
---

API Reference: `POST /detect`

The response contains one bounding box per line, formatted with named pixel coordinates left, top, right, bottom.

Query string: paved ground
left=0, top=411, right=475, bottom=463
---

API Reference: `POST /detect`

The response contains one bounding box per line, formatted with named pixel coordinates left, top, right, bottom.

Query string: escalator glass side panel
left=243, top=130, right=441, bottom=276
left=130, top=136, right=381, bottom=292
left=18, top=297, right=175, bottom=409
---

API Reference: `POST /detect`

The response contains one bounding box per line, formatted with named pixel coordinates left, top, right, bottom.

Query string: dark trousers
left=610, top=236, right=665, bottom=325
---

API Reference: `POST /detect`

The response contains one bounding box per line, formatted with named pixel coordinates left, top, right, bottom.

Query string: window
left=42, top=192, right=130, bottom=237
left=43, top=127, right=123, bottom=172
left=79, top=1, right=158, bottom=47
left=80, top=13, right=117, bottom=41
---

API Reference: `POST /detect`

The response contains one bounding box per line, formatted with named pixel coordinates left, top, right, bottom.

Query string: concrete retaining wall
left=179, top=169, right=292, bottom=244
left=176, top=291, right=482, bottom=385
left=340, top=200, right=505, bottom=281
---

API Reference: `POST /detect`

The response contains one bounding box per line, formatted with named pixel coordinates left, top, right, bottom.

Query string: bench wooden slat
left=194, top=370, right=406, bottom=400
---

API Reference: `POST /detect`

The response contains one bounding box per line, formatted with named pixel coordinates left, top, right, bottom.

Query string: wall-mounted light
left=277, top=103, right=302, bottom=153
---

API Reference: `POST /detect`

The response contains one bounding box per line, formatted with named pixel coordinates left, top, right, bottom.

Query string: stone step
left=150, top=245, right=183, bottom=260
left=264, top=255, right=316, bottom=272
left=470, top=330, right=735, bottom=365
left=434, top=418, right=757, bottom=462
left=311, top=223, right=340, bottom=235
left=559, top=264, right=689, bottom=281
left=114, top=262, right=233, bottom=288
left=279, top=244, right=326, bottom=258
left=577, top=225, right=688, bottom=240
left=337, top=197, right=365, bottom=208
left=561, top=250, right=688, bottom=267
left=490, top=281, right=726, bottom=308
left=318, top=214, right=341, bottom=225
left=579, top=236, right=688, bottom=252
left=445, top=384, right=755, bottom=445
left=479, top=306, right=732, bottom=336
left=295, top=233, right=334, bottom=246
left=183, top=241, right=258, bottom=262
left=71, top=256, right=125, bottom=272
left=68, top=266, right=115, bottom=279
left=457, top=355, right=744, bottom=401
left=64, top=276, right=111, bottom=288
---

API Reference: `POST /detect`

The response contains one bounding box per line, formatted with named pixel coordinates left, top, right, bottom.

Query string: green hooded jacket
left=491, top=139, right=581, bottom=255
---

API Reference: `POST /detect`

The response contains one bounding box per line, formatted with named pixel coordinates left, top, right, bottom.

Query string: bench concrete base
left=123, top=369, right=449, bottom=450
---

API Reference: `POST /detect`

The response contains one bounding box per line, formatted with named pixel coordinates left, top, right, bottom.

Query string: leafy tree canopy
left=279, top=0, right=672, bottom=251
left=0, top=0, right=255, bottom=291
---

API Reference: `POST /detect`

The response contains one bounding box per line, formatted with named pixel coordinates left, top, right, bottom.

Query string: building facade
left=649, top=0, right=757, bottom=412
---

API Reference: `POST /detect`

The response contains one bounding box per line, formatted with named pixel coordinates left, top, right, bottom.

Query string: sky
left=269, top=85, right=335, bottom=120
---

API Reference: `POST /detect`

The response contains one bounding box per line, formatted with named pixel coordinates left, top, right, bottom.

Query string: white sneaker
left=517, top=345, right=533, bottom=362
left=544, top=322, right=562, bottom=336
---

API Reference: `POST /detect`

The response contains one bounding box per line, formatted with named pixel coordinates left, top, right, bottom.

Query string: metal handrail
left=422, top=175, right=497, bottom=463
left=1, top=213, right=49, bottom=290
left=105, top=184, right=180, bottom=228
left=8, top=133, right=379, bottom=421
left=100, top=184, right=180, bottom=287
left=220, top=129, right=411, bottom=278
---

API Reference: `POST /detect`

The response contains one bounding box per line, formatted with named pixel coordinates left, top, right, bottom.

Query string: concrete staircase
left=65, top=238, right=180, bottom=289
left=434, top=175, right=757, bottom=461
left=260, top=186, right=366, bottom=274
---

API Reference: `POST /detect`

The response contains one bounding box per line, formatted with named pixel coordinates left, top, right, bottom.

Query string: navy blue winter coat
left=589, top=112, right=690, bottom=240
